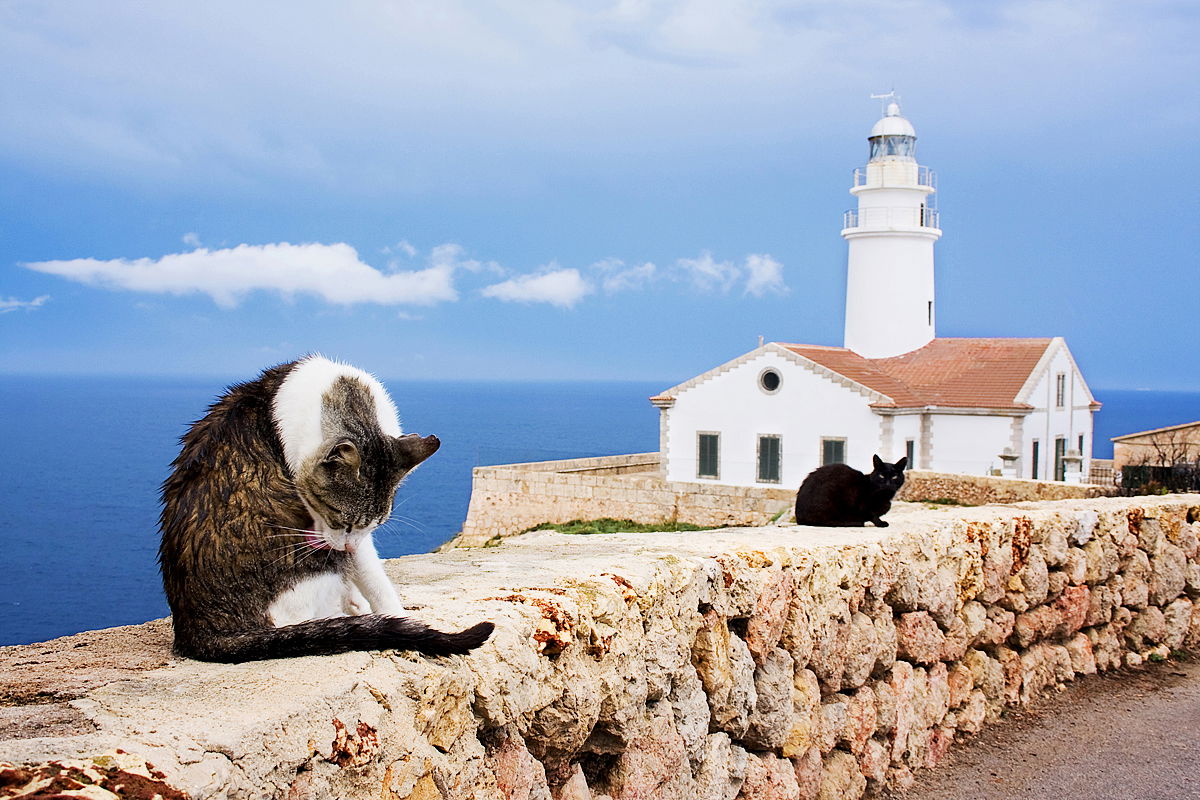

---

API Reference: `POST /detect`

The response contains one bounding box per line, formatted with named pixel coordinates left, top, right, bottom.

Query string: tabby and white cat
left=159, top=355, right=493, bottom=662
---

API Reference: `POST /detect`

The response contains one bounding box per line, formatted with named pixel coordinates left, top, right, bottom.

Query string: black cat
left=794, top=455, right=908, bottom=527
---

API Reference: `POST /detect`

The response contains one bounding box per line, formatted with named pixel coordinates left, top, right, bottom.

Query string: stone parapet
left=3, top=495, right=1199, bottom=799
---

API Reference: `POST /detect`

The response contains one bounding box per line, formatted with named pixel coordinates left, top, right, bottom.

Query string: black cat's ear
left=895, top=456, right=909, bottom=470
left=873, top=454, right=884, bottom=470
left=394, top=433, right=440, bottom=469
left=323, top=440, right=361, bottom=473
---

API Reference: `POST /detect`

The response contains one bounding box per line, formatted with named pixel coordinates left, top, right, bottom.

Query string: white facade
left=843, top=102, right=941, bottom=358
left=1012, top=340, right=1097, bottom=480
left=654, top=339, right=1096, bottom=488
left=656, top=346, right=883, bottom=487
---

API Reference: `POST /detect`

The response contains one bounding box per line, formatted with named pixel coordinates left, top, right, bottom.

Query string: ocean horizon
left=1, top=375, right=1196, bottom=647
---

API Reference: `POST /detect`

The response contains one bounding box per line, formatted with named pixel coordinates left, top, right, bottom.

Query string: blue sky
left=2, top=1, right=1197, bottom=389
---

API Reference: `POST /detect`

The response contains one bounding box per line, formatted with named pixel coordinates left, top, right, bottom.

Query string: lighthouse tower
left=842, top=95, right=941, bottom=358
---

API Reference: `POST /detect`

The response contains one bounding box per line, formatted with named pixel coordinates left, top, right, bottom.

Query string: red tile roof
left=779, top=338, right=1055, bottom=409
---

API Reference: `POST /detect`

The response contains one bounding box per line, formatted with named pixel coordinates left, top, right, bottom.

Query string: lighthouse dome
left=869, top=103, right=916, bottom=137
left=867, top=102, right=916, bottom=160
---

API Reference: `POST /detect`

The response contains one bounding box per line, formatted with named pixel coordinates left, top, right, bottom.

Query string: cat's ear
left=323, top=440, right=361, bottom=473
left=895, top=456, right=908, bottom=470
left=394, top=433, right=440, bottom=469
left=872, top=454, right=884, bottom=470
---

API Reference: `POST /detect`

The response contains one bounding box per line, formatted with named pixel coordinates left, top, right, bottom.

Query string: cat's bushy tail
left=177, top=616, right=495, bottom=663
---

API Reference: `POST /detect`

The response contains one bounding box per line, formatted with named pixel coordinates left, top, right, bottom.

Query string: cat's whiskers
left=266, top=523, right=322, bottom=535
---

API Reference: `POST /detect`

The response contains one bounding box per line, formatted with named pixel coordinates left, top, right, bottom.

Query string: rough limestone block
left=921, top=662, right=951, bottom=731
left=895, top=611, right=944, bottom=665
left=1121, top=548, right=1152, bottom=610
left=997, top=647, right=1023, bottom=705
left=842, top=685, right=878, bottom=756
left=736, top=752, right=797, bottom=800
left=842, top=612, right=879, bottom=689
left=859, top=737, right=890, bottom=785
left=1163, top=598, right=1194, bottom=651
left=1043, top=524, right=1069, bottom=566
left=1064, top=547, right=1088, bottom=585
left=1063, top=632, right=1097, bottom=675
left=807, top=603, right=851, bottom=692
left=1084, top=582, right=1118, bottom=627
left=939, top=614, right=971, bottom=663
left=743, top=648, right=796, bottom=751
left=692, top=609, right=756, bottom=739
left=962, top=649, right=1004, bottom=702
left=887, top=660, right=915, bottom=761
left=790, top=746, right=823, bottom=800
left=598, top=707, right=693, bottom=800
left=946, top=663, right=973, bottom=708
left=1018, top=546, right=1051, bottom=607
left=1071, top=510, right=1099, bottom=547
left=816, top=695, right=848, bottom=754
left=670, top=667, right=710, bottom=767
left=924, top=726, right=954, bottom=768
left=745, top=569, right=795, bottom=664
left=1084, top=538, right=1120, bottom=585
left=1186, top=564, right=1200, bottom=597
left=817, top=751, right=866, bottom=800
left=1125, top=606, right=1167, bottom=652
left=489, top=735, right=553, bottom=800
left=1148, top=541, right=1188, bottom=607
left=693, top=733, right=747, bottom=800
left=871, top=677, right=896, bottom=735
left=956, top=690, right=988, bottom=734
left=782, top=669, right=821, bottom=758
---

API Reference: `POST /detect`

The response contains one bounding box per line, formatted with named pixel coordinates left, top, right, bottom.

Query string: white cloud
left=22, top=243, right=458, bottom=308
left=481, top=267, right=591, bottom=308
left=675, top=251, right=740, bottom=293
left=429, top=243, right=503, bottom=275
left=594, top=258, right=657, bottom=293
left=743, top=253, right=787, bottom=296
left=673, top=251, right=787, bottom=295
left=388, top=239, right=422, bottom=257
left=0, top=295, right=50, bottom=314
left=182, top=232, right=201, bottom=248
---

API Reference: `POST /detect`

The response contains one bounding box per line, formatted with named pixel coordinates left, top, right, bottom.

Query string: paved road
left=891, top=656, right=1200, bottom=800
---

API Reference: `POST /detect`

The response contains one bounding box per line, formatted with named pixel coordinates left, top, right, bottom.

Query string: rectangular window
left=905, top=439, right=915, bottom=469
left=821, top=438, right=846, bottom=466
left=757, top=435, right=782, bottom=483
left=1055, top=373, right=1066, bottom=408
left=1078, top=434, right=1085, bottom=456
left=1055, top=437, right=1067, bottom=481
left=697, top=432, right=720, bottom=479
left=1032, top=440, right=1040, bottom=479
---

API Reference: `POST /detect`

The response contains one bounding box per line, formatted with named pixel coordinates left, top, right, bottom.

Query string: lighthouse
left=842, top=95, right=941, bottom=358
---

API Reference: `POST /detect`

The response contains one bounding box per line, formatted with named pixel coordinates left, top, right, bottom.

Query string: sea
left=1, top=376, right=1197, bottom=647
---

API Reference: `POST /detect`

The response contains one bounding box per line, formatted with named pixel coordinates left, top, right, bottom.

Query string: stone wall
left=895, top=470, right=1116, bottom=506
left=455, top=453, right=794, bottom=547
left=3, top=495, right=1199, bottom=799
left=454, top=454, right=1116, bottom=547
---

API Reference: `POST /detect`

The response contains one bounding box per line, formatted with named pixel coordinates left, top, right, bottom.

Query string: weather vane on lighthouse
left=870, top=89, right=901, bottom=115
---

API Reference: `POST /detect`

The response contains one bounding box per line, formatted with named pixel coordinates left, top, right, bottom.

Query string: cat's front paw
left=873, top=519, right=889, bottom=528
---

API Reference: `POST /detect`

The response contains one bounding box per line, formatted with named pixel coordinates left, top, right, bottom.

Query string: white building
left=651, top=98, right=1099, bottom=488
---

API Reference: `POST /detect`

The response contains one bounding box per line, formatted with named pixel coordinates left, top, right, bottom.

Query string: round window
left=759, top=368, right=781, bottom=393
